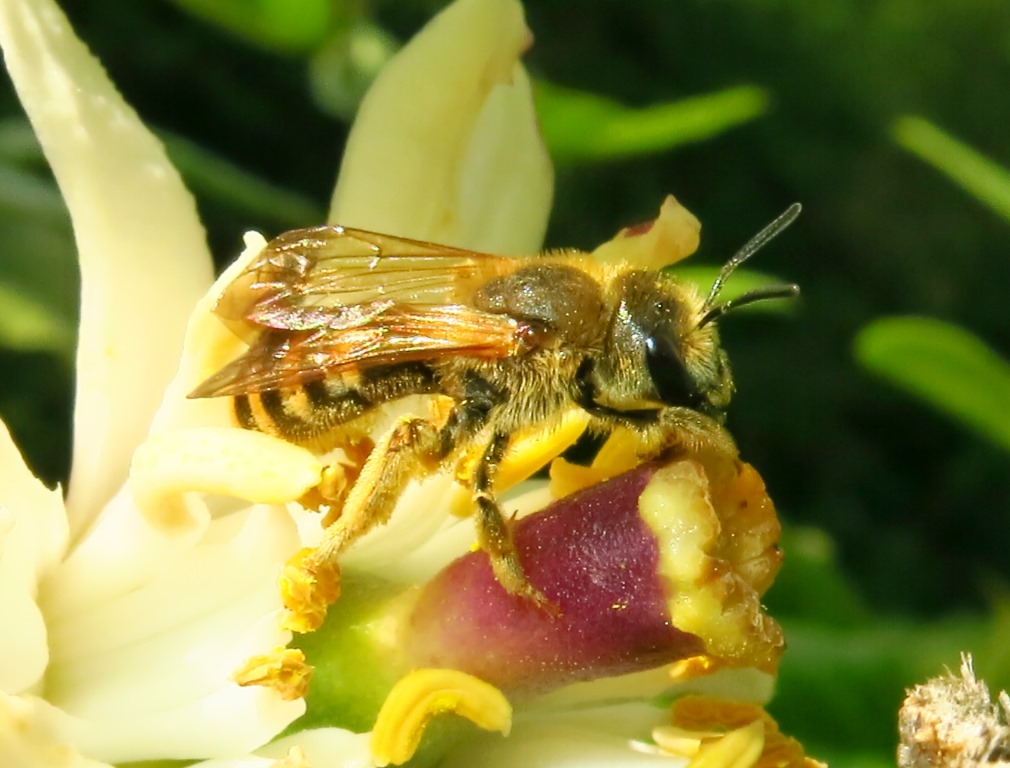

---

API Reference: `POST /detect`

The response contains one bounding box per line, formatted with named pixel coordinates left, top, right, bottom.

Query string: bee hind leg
left=284, top=415, right=446, bottom=631
left=315, top=416, right=446, bottom=557
left=473, top=432, right=560, bottom=615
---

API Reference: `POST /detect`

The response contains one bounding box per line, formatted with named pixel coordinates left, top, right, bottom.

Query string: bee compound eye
left=644, top=334, right=700, bottom=409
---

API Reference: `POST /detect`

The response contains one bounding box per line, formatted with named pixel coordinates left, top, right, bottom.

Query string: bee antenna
left=702, top=202, right=802, bottom=312
left=698, top=283, right=800, bottom=328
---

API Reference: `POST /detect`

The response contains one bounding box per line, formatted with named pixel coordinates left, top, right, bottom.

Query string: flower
left=0, top=0, right=547, bottom=764
left=0, top=0, right=302, bottom=760
left=0, top=0, right=820, bottom=766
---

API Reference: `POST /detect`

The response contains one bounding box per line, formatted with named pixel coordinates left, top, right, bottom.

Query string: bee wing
left=191, top=305, right=525, bottom=398
left=215, top=225, right=516, bottom=330
left=191, top=227, right=529, bottom=398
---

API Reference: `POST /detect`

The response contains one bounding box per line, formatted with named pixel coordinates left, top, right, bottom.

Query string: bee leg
left=473, top=432, right=559, bottom=615
left=647, top=406, right=737, bottom=459
left=284, top=415, right=449, bottom=631
left=313, top=416, right=445, bottom=559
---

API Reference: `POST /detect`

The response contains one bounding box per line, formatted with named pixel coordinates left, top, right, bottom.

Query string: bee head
left=594, top=204, right=801, bottom=420
left=600, top=271, right=733, bottom=418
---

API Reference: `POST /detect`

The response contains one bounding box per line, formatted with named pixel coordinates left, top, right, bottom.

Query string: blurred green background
left=2, top=1, right=1010, bottom=765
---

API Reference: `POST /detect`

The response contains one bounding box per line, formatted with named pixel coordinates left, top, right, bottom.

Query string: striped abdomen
left=233, top=362, right=438, bottom=449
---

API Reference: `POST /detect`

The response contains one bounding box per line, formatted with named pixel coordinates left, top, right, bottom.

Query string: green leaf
left=0, top=125, right=77, bottom=358
left=309, top=22, right=399, bottom=121
left=0, top=163, right=69, bottom=221
left=0, top=283, right=74, bottom=354
left=1, top=117, right=326, bottom=229
left=774, top=613, right=1000, bottom=767
left=169, top=0, right=333, bottom=52
left=534, top=82, right=768, bottom=163
left=160, top=131, right=325, bottom=228
left=766, top=526, right=870, bottom=626
left=854, top=316, right=1010, bottom=453
left=0, top=217, right=77, bottom=358
left=893, top=115, right=1010, bottom=223
left=0, top=117, right=44, bottom=164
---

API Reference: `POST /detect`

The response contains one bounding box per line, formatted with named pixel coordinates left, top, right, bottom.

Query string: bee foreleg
left=641, top=406, right=737, bottom=458
left=472, top=432, right=558, bottom=615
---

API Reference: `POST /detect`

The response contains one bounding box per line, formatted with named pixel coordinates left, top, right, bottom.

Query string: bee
left=190, top=203, right=800, bottom=614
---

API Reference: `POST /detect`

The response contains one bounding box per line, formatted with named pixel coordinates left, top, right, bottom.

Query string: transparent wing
left=191, top=227, right=529, bottom=398
left=215, top=225, right=517, bottom=331
left=191, top=305, right=525, bottom=397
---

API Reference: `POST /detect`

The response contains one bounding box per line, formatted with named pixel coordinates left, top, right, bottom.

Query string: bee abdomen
left=233, top=363, right=438, bottom=448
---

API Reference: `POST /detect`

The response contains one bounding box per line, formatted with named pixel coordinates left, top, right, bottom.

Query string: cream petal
left=192, top=728, right=374, bottom=768
left=530, top=667, right=776, bottom=717
left=329, top=0, right=552, bottom=253
left=128, top=427, right=322, bottom=536
left=338, top=475, right=464, bottom=573
left=0, top=418, right=66, bottom=595
left=0, top=0, right=214, bottom=533
left=149, top=232, right=270, bottom=436
left=259, top=728, right=374, bottom=768
left=0, top=584, right=47, bottom=696
left=454, top=65, right=553, bottom=254
left=0, top=693, right=113, bottom=768
left=340, top=478, right=554, bottom=586
left=72, top=684, right=302, bottom=765
left=591, top=195, right=702, bottom=270
left=38, top=484, right=206, bottom=620
left=439, top=702, right=684, bottom=768
left=39, top=504, right=303, bottom=763
left=0, top=417, right=67, bottom=694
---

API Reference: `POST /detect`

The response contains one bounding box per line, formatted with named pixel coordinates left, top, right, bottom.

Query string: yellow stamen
left=130, top=427, right=322, bottom=532
left=689, top=721, right=765, bottom=768
left=370, top=668, right=512, bottom=767
left=280, top=548, right=341, bottom=634
left=233, top=647, right=313, bottom=701
left=666, top=696, right=825, bottom=768
left=652, top=725, right=715, bottom=757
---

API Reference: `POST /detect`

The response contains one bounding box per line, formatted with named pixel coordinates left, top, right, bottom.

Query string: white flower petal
left=0, top=0, right=214, bottom=533
left=341, top=477, right=555, bottom=586
left=0, top=583, right=47, bottom=697
left=260, top=728, right=374, bottom=768
left=440, top=702, right=684, bottom=768
left=0, top=417, right=67, bottom=694
left=329, top=0, right=552, bottom=252
left=128, top=427, right=321, bottom=536
left=190, top=756, right=276, bottom=768
left=532, top=668, right=776, bottom=715
left=339, top=475, right=463, bottom=573
left=72, top=683, right=299, bottom=765
left=149, top=231, right=270, bottom=436
left=192, top=728, right=374, bottom=768
left=455, top=65, right=553, bottom=254
left=39, top=486, right=204, bottom=621
left=0, top=692, right=113, bottom=768
left=39, top=504, right=303, bottom=763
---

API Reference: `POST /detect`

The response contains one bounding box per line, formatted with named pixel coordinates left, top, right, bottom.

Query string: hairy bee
left=190, top=204, right=800, bottom=612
